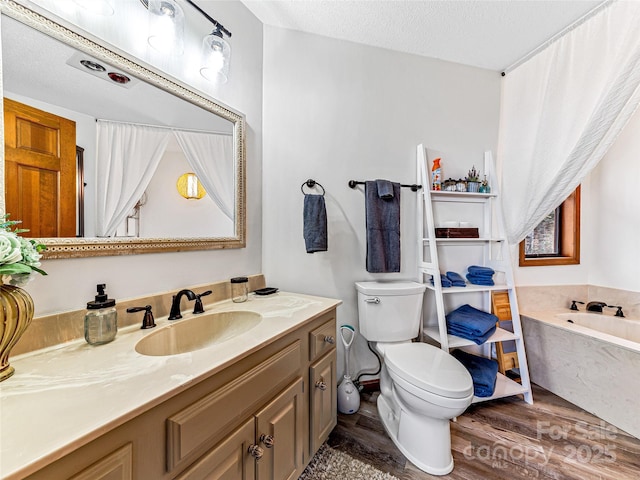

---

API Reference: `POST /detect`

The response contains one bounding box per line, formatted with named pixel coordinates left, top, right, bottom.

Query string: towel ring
left=301, top=179, right=325, bottom=195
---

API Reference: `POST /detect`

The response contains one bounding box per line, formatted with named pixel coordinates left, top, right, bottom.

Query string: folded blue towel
left=466, top=274, right=495, bottom=286
left=448, top=323, right=496, bottom=344
left=446, top=271, right=466, bottom=287
left=303, top=194, right=327, bottom=253
left=431, top=274, right=452, bottom=288
left=365, top=181, right=400, bottom=273
left=451, top=349, right=499, bottom=397
left=467, top=265, right=495, bottom=277
left=446, top=304, right=498, bottom=338
left=376, top=179, right=395, bottom=199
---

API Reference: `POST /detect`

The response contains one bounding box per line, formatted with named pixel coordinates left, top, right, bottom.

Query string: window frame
left=519, top=186, right=581, bottom=267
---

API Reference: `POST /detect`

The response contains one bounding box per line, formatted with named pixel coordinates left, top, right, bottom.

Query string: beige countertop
left=0, top=291, right=341, bottom=480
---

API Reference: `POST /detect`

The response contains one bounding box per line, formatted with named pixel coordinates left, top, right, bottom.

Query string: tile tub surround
left=11, top=274, right=267, bottom=356
left=521, top=310, right=640, bottom=440
left=516, top=284, right=640, bottom=319
left=0, top=290, right=341, bottom=479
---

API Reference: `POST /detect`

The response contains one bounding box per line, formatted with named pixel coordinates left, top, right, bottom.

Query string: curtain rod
left=502, top=0, right=613, bottom=75
left=96, top=118, right=233, bottom=136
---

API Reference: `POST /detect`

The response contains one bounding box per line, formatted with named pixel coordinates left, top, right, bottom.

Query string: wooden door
left=255, top=378, right=304, bottom=480
left=309, top=352, right=337, bottom=453
left=4, top=98, right=76, bottom=237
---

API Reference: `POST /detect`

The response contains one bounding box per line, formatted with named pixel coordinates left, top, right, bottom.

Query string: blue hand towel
left=446, top=304, right=498, bottom=338
left=451, top=349, right=499, bottom=397
left=467, top=265, right=495, bottom=277
left=376, top=179, right=395, bottom=199
left=446, top=271, right=467, bottom=287
left=303, top=194, right=327, bottom=253
left=448, top=323, right=496, bottom=345
left=466, top=274, right=495, bottom=286
left=365, top=181, right=400, bottom=273
left=430, top=274, right=452, bottom=288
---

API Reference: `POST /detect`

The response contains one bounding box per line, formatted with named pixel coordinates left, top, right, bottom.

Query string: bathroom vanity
left=0, top=292, right=339, bottom=480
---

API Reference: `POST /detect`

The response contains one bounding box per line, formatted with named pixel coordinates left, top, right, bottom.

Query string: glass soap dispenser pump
left=84, top=284, right=117, bottom=345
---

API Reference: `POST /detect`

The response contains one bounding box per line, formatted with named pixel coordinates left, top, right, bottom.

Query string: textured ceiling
left=235, top=0, right=604, bottom=71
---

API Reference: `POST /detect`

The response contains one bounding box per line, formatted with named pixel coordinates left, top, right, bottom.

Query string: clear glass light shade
left=147, top=0, right=184, bottom=56
left=177, top=173, right=207, bottom=200
left=73, top=0, right=114, bottom=15
left=200, top=33, right=230, bottom=83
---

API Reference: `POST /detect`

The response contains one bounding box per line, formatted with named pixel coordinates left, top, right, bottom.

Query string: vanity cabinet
left=21, top=309, right=337, bottom=480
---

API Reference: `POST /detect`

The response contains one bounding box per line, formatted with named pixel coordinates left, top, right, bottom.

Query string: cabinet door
left=68, top=443, right=132, bottom=480
left=255, top=378, right=305, bottom=480
left=310, top=351, right=337, bottom=454
left=173, top=418, right=256, bottom=480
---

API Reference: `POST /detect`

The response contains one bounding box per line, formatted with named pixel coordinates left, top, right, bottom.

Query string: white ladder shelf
left=416, top=144, right=533, bottom=404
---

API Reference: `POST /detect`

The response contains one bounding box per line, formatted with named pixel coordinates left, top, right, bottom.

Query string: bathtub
left=521, top=310, right=640, bottom=439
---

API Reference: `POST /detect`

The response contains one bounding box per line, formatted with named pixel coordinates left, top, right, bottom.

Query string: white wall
left=262, top=27, right=501, bottom=376
left=10, top=1, right=263, bottom=315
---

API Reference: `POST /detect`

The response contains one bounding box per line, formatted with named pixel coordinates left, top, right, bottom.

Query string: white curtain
left=96, top=120, right=171, bottom=237
left=498, top=0, right=640, bottom=244
left=173, top=131, right=234, bottom=220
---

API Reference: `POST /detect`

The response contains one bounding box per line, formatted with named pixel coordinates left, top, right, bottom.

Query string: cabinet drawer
left=309, top=316, right=336, bottom=361
left=166, top=341, right=301, bottom=473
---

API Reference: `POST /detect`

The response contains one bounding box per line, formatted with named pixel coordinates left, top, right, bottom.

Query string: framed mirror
left=0, top=1, right=246, bottom=258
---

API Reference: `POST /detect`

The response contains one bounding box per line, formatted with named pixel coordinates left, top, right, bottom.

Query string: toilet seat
left=384, top=343, right=473, bottom=399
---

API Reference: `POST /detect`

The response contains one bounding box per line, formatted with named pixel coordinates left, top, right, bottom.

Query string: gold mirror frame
left=0, top=0, right=246, bottom=259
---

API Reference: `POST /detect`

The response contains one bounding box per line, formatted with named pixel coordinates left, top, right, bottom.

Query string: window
left=519, top=186, right=580, bottom=266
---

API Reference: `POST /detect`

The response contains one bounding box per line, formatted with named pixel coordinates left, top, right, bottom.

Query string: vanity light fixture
left=146, top=0, right=185, bottom=56
left=140, top=0, right=232, bottom=83
left=177, top=173, right=207, bottom=200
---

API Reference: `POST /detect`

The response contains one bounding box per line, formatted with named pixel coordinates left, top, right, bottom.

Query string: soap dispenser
left=84, top=284, right=117, bottom=345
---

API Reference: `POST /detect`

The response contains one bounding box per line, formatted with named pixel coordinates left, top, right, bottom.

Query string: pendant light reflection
left=73, top=0, right=114, bottom=15
left=200, top=29, right=231, bottom=84
left=147, top=0, right=184, bottom=56
left=177, top=173, right=207, bottom=200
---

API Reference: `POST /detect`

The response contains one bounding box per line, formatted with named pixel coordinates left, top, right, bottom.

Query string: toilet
left=356, top=281, right=474, bottom=475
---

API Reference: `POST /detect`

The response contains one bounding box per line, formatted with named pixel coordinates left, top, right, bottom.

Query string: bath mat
left=299, top=443, right=399, bottom=480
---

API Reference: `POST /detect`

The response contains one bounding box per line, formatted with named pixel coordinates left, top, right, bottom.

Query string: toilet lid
left=384, top=343, right=473, bottom=399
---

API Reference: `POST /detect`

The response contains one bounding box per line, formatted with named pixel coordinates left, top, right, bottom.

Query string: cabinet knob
left=315, top=380, right=327, bottom=391
left=324, top=335, right=335, bottom=344
left=260, top=434, right=275, bottom=448
left=248, top=444, right=264, bottom=460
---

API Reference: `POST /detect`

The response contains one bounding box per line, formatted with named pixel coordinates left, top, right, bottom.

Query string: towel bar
left=348, top=180, right=422, bottom=191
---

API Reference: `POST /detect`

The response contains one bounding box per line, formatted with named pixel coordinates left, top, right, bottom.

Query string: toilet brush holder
left=337, top=325, right=360, bottom=414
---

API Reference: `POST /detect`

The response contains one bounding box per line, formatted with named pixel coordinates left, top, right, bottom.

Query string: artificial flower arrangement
left=0, top=215, right=46, bottom=286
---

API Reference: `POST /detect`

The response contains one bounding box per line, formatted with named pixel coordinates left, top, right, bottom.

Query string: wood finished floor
left=327, top=384, right=640, bottom=479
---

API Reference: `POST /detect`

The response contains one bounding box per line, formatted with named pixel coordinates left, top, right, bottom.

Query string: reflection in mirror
left=0, top=4, right=245, bottom=258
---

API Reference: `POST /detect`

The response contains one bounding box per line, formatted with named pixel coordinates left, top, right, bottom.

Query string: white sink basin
left=135, top=311, right=262, bottom=356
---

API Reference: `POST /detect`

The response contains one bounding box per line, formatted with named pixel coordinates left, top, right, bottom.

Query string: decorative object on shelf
left=0, top=216, right=47, bottom=382
left=479, top=175, right=490, bottom=193
left=455, top=179, right=467, bottom=192
left=443, top=178, right=457, bottom=191
left=466, top=166, right=480, bottom=193
left=435, top=227, right=479, bottom=239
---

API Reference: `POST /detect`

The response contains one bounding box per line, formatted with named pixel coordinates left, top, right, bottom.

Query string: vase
left=0, top=283, right=34, bottom=382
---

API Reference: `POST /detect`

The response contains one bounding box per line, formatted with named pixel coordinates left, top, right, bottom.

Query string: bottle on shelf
left=431, top=158, right=442, bottom=191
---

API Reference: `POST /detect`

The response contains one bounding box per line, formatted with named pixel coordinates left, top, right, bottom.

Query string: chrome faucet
left=586, top=301, right=607, bottom=313
left=168, top=289, right=197, bottom=320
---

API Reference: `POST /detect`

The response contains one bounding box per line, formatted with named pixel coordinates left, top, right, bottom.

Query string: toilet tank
left=355, top=281, right=427, bottom=342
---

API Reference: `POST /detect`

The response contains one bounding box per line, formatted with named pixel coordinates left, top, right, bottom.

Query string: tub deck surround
left=0, top=291, right=341, bottom=480
left=521, top=309, right=640, bottom=440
